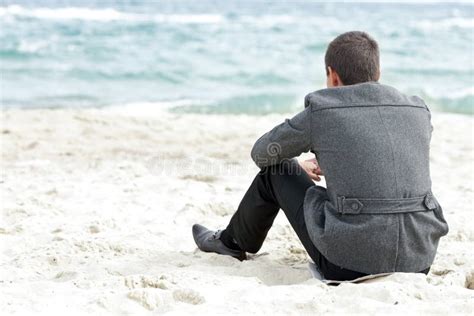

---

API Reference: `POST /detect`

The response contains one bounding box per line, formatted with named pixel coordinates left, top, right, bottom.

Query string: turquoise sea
left=0, top=1, right=473, bottom=114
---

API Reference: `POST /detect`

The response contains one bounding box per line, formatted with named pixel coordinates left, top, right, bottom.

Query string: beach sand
left=1, top=108, right=473, bottom=315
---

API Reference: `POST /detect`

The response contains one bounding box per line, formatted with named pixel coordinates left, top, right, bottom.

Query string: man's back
left=302, top=82, right=449, bottom=274
left=307, top=82, right=432, bottom=200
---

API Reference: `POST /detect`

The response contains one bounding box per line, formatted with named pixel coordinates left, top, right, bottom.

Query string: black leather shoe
left=192, top=224, right=247, bottom=261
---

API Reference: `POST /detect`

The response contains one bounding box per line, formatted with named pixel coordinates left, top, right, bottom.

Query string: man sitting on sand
left=192, top=31, right=449, bottom=281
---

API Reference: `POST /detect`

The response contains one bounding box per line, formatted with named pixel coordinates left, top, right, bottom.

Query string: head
left=325, top=31, right=380, bottom=88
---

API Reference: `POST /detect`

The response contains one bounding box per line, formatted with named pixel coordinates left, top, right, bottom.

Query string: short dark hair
left=325, top=31, right=380, bottom=85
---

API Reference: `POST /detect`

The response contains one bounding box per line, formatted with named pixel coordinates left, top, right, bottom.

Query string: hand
left=299, top=158, right=323, bottom=181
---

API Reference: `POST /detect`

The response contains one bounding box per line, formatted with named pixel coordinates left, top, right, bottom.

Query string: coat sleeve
left=250, top=104, right=312, bottom=168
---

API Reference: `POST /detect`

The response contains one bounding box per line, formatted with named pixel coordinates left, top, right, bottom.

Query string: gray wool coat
left=250, top=82, right=449, bottom=274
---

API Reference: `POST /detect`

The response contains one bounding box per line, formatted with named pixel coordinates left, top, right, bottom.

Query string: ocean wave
left=413, top=17, right=474, bottom=30
left=444, top=87, right=474, bottom=99
left=239, top=14, right=296, bottom=26
left=167, top=87, right=474, bottom=115
left=17, top=39, right=50, bottom=53
left=431, top=96, right=473, bottom=115
left=3, top=91, right=472, bottom=115
left=0, top=5, right=318, bottom=26
left=0, top=5, right=224, bottom=24
left=170, top=94, right=301, bottom=115
left=0, top=5, right=130, bottom=21
left=418, top=87, right=474, bottom=115
left=420, top=86, right=474, bottom=100
left=106, top=100, right=203, bottom=117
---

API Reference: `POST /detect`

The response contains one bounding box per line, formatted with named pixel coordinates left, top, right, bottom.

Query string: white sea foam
left=423, top=86, right=474, bottom=100
left=17, top=39, right=48, bottom=53
left=449, top=87, right=474, bottom=99
left=0, top=5, right=329, bottom=25
left=153, top=14, right=223, bottom=24
left=0, top=5, right=224, bottom=24
left=106, top=100, right=203, bottom=117
left=413, top=17, right=474, bottom=30
left=0, top=5, right=132, bottom=21
left=240, top=14, right=296, bottom=25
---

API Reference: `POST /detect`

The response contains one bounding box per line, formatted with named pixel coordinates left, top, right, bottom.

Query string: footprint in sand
left=124, top=275, right=204, bottom=310
left=124, top=275, right=172, bottom=311
left=89, top=225, right=100, bottom=234
left=465, top=270, right=474, bottom=290
left=124, top=275, right=171, bottom=290
left=172, top=288, right=205, bottom=305
left=127, top=289, right=168, bottom=311
left=54, top=271, right=78, bottom=282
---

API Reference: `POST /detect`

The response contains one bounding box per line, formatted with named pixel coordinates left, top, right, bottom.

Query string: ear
left=327, top=67, right=344, bottom=87
left=375, top=69, right=381, bottom=81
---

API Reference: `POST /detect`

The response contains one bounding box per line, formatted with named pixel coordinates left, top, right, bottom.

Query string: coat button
left=351, top=203, right=359, bottom=210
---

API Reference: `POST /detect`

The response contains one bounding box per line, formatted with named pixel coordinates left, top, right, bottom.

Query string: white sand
left=1, top=108, right=473, bottom=315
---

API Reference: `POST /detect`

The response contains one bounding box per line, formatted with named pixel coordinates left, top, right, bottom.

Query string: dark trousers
left=225, top=161, right=430, bottom=281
